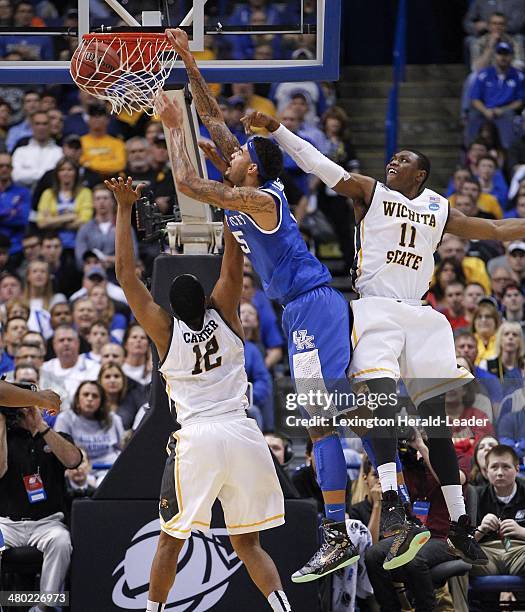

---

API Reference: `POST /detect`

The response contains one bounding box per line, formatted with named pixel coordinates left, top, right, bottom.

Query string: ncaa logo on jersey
left=293, top=329, right=315, bottom=351
left=429, top=196, right=440, bottom=211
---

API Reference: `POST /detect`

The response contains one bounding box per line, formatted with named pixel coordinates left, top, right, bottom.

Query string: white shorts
left=159, top=417, right=285, bottom=540
left=350, top=296, right=473, bottom=406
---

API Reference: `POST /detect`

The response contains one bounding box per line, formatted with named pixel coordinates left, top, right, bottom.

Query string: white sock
left=268, top=590, right=292, bottom=611
left=441, top=484, right=466, bottom=522
left=146, top=600, right=165, bottom=612
left=377, top=462, right=398, bottom=493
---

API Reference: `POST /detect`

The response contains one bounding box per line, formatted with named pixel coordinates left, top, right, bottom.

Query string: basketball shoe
left=447, top=515, right=488, bottom=565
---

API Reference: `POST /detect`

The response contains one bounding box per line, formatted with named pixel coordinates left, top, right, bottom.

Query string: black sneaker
left=447, top=515, right=488, bottom=566
left=383, top=521, right=431, bottom=570
left=291, top=519, right=359, bottom=583
left=380, top=490, right=408, bottom=538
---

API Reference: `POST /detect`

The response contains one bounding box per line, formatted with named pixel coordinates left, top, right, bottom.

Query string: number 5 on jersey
left=232, top=230, right=251, bottom=254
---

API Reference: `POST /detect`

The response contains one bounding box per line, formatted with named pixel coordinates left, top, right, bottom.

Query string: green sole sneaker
left=383, top=529, right=431, bottom=571
left=291, top=553, right=360, bottom=583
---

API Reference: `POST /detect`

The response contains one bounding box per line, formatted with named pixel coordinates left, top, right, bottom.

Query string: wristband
left=39, top=426, right=51, bottom=437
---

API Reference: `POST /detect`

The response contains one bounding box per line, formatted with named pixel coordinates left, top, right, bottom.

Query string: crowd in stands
left=5, top=0, right=525, bottom=610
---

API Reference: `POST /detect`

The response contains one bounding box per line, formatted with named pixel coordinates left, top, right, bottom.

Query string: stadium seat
left=0, top=546, right=43, bottom=594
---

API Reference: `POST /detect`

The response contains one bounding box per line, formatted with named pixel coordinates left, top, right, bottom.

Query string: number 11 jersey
left=158, top=308, right=249, bottom=427
left=354, top=182, right=449, bottom=300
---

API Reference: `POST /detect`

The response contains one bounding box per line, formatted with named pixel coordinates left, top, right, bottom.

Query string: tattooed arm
left=167, top=28, right=241, bottom=160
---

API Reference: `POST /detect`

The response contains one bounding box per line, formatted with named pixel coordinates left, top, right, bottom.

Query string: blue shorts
left=282, top=285, right=354, bottom=416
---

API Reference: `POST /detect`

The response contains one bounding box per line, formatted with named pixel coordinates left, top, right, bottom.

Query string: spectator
left=5, top=90, right=40, bottom=153
left=0, top=0, right=11, bottom=27
left=122, top=324, right=151, bottom=386
left=47, top=108, right=63, bottom=144
left=36, top=158, right=93, bottom=255
left=69, top=256, right=127, bottom=305
left=75, top=183, right=137, bottom=272
left=463, top=1, right=525, bottom=36
left=470, top=12, right=525, bottom=72
left=0, top=1, right=52, bottom=60
left=0, top=97, right=10, bottom=149
left=448, top=167, right=472, bottom=201
left=0, top=235, right=10, bottom=273
left=80, top=320, right=108, bottom=366
left=364, top=431, right=458, bottom=612
left=472, top=300, right=501, bottom=363
left=461, top=176, right=504, bottom=220
left=97, top=361, right=146, bottom=430
left=11, top=112, right=62, bottom=188
left=489, top=242, right=525, bottom=292
left=23, top=258, right=64, bottom=340
left=0, top=271, right=22, bottom=309
left=442, top=281, right=470, bottom=330
left=5, top=297, right=29, bottom=321
left=0, top=152, right=30, bottom=263
left=119, top=136, right=156, bottom=191
left=22, top=330, right=46, bottom=358
left=40, top=231, right=81, bottom=298
left=470, top=434, right=500, bottom=485
left=40, top=325, right=100, bottom=404
left=475, top=155, right=509, bottom=209
left=100, top=341, right=125, bottom=366
left=87, top=284, right=127, bottom=344
left=79, top=104, right=126, bottom=177
left=71, top=297, right=97, bottom=345
left=472, top=445, right=525, bottom=585
left=54, top=380, right=124, bottom=483
left=288, top=93, right=327, bottom=151
left=230, top=83, right=277, bottom=122
left=0, top=330, right=11, bottom=375
left=149, top=134, right=176, bottom=213
left=455, top=191, right=495, bottom=220
left=467, top=41, right=525, bottom=149
left=438, top=234, right=491, bottom=294
left=44, top=300, right=90, bottom=360
left=480, top=321, right=524, bottom=392
left=240, top=302, right=272, bottom=429
left=507, top=191, right=525, bottom=219
left=0, top=406, right=81, bottom=610
left=497, top=398, right=525, bottom=459
left=241, top=274, right=284, bottom=368
left=491, top=266, right=516, bottom=304
left=508, top=111, right=525, bottom=178
left=464, top=282, right=487, bottom=326
left=428, top=257, right=466, bottom=310
left=65, top=448, right=96, bottom=503
left=16, top=231, right=42, bottom=279
left=502, top=283, right=525, bottom=334
left=3, top=316, right=27, bottom=361
left=270, top=81, right=328, bottom=124
left=278, top=105, right=312, bottom=196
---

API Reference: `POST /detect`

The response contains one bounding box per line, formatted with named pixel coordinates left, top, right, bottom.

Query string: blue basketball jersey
left=224, top=178, right=331, bottom=304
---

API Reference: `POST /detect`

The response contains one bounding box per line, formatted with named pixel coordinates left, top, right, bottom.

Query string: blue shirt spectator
left=6, top=119, right=32, bottom=154
left=498, top=410, right=525, bottom=458
left=0, top=153, right=30, bottom=255
left=476, top=366, right=503, bottom=405
left=470, top=64, right=525, bottom=109
left=0, top=350, right=13, bottom=376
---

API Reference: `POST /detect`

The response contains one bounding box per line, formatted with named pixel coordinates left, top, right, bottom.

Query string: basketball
left=70, top=40, right=121, bottom=93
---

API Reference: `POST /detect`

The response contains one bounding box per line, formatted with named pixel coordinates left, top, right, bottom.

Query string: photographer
left=0, top=384, right=80, bottom=611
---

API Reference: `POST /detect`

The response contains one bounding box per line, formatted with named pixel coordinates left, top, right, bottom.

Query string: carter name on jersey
left=182, top=319, right=219, bottom=343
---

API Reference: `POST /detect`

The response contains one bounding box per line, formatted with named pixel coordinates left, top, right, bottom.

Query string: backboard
left=0, top=0, right=340, bottom=84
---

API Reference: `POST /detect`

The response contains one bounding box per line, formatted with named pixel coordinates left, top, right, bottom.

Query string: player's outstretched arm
left=210, top=222, right=244, bottom=337
left=108, top=176, right=172, bottom=359
left=242, top=111, right=376, bottom=204
left=156, top=94, right=275, bottom=217
left=446, top=207, right=525, bottom=241
left=166, top=28, right=241, bottom=160
left=0, top=381, right=61, bottom=415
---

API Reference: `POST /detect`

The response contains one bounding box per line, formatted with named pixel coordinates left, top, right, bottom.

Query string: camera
left=0, top=381, right=38, bottom=426
left=135, top=192, right=181, bottom=244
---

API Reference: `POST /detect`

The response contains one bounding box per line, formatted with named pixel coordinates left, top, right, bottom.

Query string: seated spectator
left=480, top=321, right=524, bottom=392
left=475, top=155, right=509, bottom=209
left=460, top=175, right=503, bottom=220
left=16, top=231, right=42, bottom=279
left=489, top=241, right=525, bottom=292
left=0, top=97, right=10, bottom=151
left=97, top=361, right=147, bottom=431
left=100, top=341, right=125, bottom=366
left=230, top=82, right=277, bottom=122
left=240, top=280, right=283, bottom=368
left=11, top=111, right=62, bottom=188
left=36, top=158, right=93, bottom=255
left=45, top=299, right=89, bottom=360
left=4, top=297, right=29, bottom=322
left=40, top=231, right=81, bottom=298
left=0, top=271, right=22, bottom=312
left=72, top=296, right=97, bottom=345
left=69, top=252, right=127, bottom=305
left=270, top=81, right=328, bottom=124
left=506, top=191, right=525, bottom=219
left=491, top=266, right=516, bottom=306
left=122, top=324, right=152, bottom=386
left=288, top=93, right=327, bottom=150
left=74, top=183, right=137, bottom=273
left=464, top=282, right=487, bottom=326
left=5, top=90, right=40, bottom=153
left=477, top=120, right=508, bottom=168
left=463, top=1, right=525, bottom=37
left=455, top=330, right=503, bottom=407
left=2, top=316, right=27, bottom=363
left=466, top=42, right=525, bottom=150
left=364, top=430, right=459, bottom=612
left=87, top=284, right=127, bottom=344
left=438, top=234, right=491, bottom=294
left=428, top=257, right=467, bottom=311
left=502, top=283, right=525, bottom=335
left=41, top=325, right=100, bottom=404
left=80, top=103, right=126, bottom=178
left=455, top=191, right=495, bottom=220
left=472, top=299, right=501, bottom=363
left=0, top=404, right=81, bottom=609
left=148, top=133, right=176, bottom=213
left=21, top=330, right=46, bottom=358
left=442, top=281, right=470, bottom=330
left=0, top=235, right=10, bottom=274
left=80, top=320, right=109, bottom=367
left=0, top=152, right=30, bottom=263
left=472, top=444, right=525, bottom=584
left=54, top=380, right=124, bottom=484
left=278, top=105, right=312, bottom=196
left=240, top=302, right=272, bottom=429
left=448, top=166, right=472, bottom=200
left=0, top=1, right=52, bottom=60
left=470, top=434, right=500, bottom=485
left=24, top=258, right=65, bottom=340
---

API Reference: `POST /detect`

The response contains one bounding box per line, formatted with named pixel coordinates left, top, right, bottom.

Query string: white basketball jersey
left=354, top=183, right=449, bottom=300
left=158, top=308, right=249, bottom=427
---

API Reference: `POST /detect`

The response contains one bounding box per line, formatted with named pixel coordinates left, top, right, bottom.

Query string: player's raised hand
left=166, top=28, right=191, bottom=58
left=105, top=177, right=144, bottom=209
left=198, top=141, right=230, bottom=174
left=154, top=91, right=183, bottom=129
left=241, top=110, right=279, bottom=134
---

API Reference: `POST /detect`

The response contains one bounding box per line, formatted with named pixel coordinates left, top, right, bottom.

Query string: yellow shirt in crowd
left=462, top=257, right=491, bottom=294
left=80, top=134, right=127, bottom=176
left=475, top=333, right=497, bottom=365
left=36, top=187, right=93, bottom=224
left=449, top=193, right=503, bottom=220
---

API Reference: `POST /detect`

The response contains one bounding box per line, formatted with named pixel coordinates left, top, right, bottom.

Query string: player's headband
left=247, top=138, right=269, bottom=182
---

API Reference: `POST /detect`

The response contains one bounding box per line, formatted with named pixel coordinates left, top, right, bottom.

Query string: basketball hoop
left=70, top=32, right=178, bottom=115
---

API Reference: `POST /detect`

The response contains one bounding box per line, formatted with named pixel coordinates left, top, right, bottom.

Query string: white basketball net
left=70, top=35, right=178, bottom=115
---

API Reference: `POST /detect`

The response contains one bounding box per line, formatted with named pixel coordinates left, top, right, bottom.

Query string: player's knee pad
left=313, top=434, right=347, bottom=492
